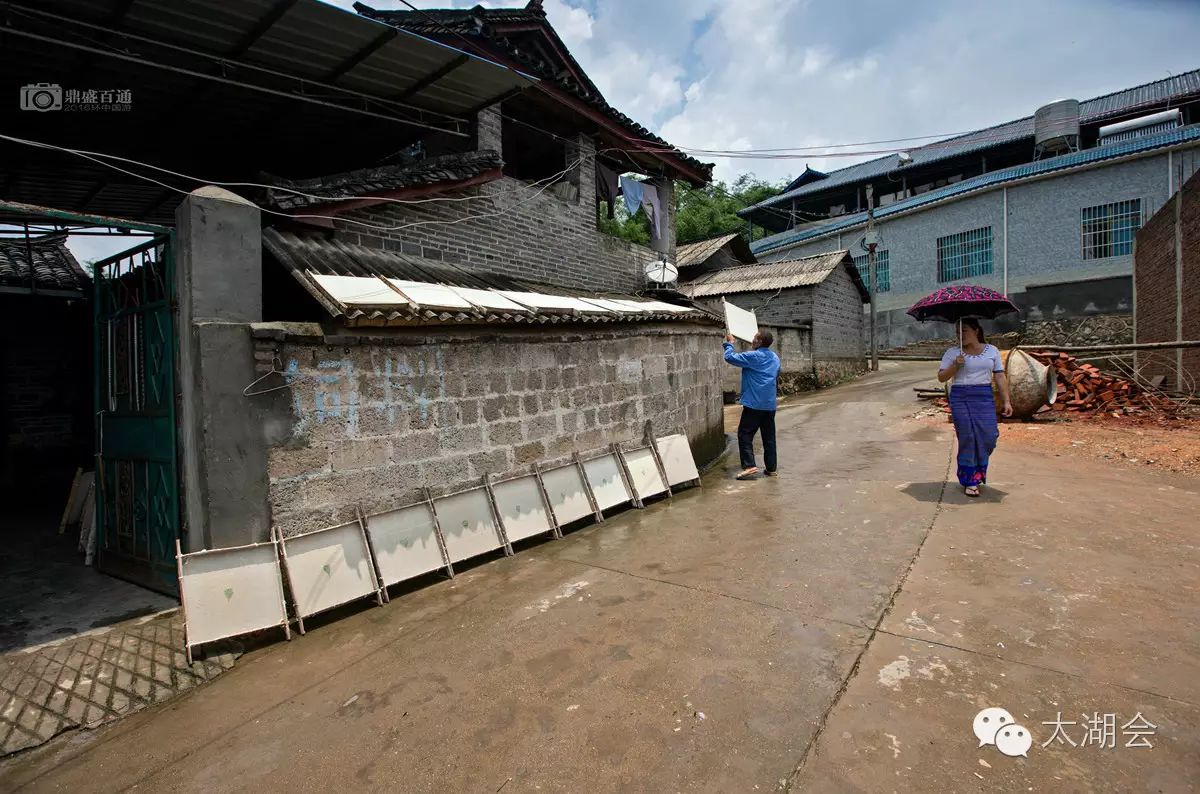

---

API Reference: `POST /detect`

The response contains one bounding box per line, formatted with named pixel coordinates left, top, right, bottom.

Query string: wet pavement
left=2, top=363, right=1197, bottom=791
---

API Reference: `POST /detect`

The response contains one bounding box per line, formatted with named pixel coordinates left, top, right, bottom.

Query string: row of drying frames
left=175, top=433, right=702, bottom=662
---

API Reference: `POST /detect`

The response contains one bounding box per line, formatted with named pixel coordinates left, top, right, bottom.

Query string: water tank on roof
left=1034, top=99, right=1080, bottom=159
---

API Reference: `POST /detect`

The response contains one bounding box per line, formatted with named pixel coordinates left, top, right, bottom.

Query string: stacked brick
left=1030, top=352, right=1178, bottom=415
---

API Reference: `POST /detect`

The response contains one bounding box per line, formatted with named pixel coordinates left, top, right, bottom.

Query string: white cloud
left=324, top=0, right=1200, bottom=187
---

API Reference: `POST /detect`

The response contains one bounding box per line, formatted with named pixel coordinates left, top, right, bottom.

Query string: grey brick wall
left=756, top=150, right=1197, bottom=349
left=330, top=112, right=673, bottom=294
left=812, top=264, right=865, bottom=359
left=260, top=324, right=724, bottom=535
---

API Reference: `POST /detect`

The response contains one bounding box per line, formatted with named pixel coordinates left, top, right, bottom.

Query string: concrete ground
left=2, top=362, right=1197, bottom=792
left=0, top=508, right=176, bottom=654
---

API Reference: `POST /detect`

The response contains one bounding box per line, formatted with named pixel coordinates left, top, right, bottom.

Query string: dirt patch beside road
left=918, top=409, right=1200, bottom=477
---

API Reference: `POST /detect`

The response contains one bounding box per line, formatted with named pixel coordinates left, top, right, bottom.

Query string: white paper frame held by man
left=722, top=300, right=759, bottom=343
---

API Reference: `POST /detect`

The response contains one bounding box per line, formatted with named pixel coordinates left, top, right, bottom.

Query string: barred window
left=852, top=250, right=891, bottom=293
left=1081, top=199, right=1141, bottom=259
left=936, top=226, right=993, bottom=282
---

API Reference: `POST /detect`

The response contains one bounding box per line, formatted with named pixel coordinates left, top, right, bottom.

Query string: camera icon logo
left=20, top=83, right=63, bottom=112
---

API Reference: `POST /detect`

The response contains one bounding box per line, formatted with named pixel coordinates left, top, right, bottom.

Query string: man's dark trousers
left=737, top=406, right=777, bottom=472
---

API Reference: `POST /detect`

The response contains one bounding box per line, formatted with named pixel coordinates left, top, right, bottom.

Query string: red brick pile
left=1029, top=352, right=1178, bottom=415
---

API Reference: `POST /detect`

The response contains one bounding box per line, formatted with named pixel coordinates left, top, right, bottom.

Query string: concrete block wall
left=755, top=150, right=1197, bottom=349
left=1135, top=169, right=1200, bottom=391
left=258, top=324, right=725, bottom=535
left=812, top=265, right=865, bottom=359
left=331, top=114, right=670, bottom=294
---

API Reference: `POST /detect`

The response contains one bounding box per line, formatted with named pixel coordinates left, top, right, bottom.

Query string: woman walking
left=937, top=319, right=1013, bottom=497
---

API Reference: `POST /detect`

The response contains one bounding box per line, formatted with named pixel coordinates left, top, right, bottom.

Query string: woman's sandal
left=964, top=485, right=981, bottom=498
left=736, top=467, right=760, bottom=480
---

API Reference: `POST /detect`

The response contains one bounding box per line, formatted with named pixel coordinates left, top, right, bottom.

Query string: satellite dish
left=644, top=257, right=678, bottom=285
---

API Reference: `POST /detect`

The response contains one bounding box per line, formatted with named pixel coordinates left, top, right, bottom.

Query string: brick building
left=1134, top=169, right=1200, bottom=392
left=681, top=250, right=869, bottom=393
left=0, top=0, right=722, bottom=619
left=229, top=2, right=726, bottom=539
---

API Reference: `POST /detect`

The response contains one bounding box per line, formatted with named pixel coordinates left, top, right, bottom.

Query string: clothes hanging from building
left=596, top=163, right=620, bottom=219
left=620, top=175, right=643, bottom=216
left=640, top=182, right=665, bottom=251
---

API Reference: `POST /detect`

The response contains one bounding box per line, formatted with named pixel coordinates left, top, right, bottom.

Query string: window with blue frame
left=936, top=226, right=993, bottom=282
left=852, top=250, right=890, bottom=292
left=1081, top=199, right=1142, bottom=259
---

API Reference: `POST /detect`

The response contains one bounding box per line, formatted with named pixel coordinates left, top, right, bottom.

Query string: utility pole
left=865, top=183, right=878, bottom=371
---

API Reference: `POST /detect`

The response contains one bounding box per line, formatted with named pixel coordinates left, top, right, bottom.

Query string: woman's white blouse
left=939, top=344, right=1004, bottom=386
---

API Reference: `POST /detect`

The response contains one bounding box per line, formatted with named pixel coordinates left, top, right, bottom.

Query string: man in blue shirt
left=723, top=331, right=781, bottom=480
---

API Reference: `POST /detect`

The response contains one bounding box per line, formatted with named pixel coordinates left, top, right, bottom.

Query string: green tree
left=597, top=198, right=650, bottom=245
left=674, top=174, right=784, bottom=245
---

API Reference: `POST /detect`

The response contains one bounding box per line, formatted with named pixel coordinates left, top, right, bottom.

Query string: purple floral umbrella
left=906, top=285, right=1018, bottom=347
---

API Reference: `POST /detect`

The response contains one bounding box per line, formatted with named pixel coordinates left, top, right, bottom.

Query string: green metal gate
left=94, top=234, right=181, bottom=595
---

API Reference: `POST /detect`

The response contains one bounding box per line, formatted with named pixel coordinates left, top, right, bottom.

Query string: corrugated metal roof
left=0, top=233, right=89, bottom=296
left=743, top=69, right=1200, bottom=215
left=263, top=228, right=713, bottom=327
left=676, top=233, right=756, bottom=270
left=752, top=124, right=1200, bottom=255
left=681, top=250, right=868, bottom=302
left=0, top=0, right=534, bottom=224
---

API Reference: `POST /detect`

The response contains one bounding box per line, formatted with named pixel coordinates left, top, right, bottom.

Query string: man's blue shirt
left=723, top=342, right=781, bottom=410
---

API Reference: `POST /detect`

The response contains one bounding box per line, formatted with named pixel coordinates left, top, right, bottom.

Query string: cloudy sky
left=62, top=0, right=1200, bottom=263
left=343, top=0, right=1200, bottom=185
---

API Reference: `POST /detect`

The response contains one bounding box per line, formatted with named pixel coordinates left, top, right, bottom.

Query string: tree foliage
left=597, top=173, right=787, bottom=247
left=674, top=174, right=784, bottom=245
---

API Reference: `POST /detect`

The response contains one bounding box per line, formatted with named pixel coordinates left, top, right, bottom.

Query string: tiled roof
left=743, top=69, right=1200, bottom=215
left=353, top=2, right=713, bottom=182
left=0, top=233, right=89, bottom=295
left=259, top=150, right=503, bottom=211
left=676, top=233, right=756, bottom=270
left=263, top=228, right=714, bottom=327
left=681, top=250, right=868, bottom=302
left=752, top=124, right=1200, bottom=255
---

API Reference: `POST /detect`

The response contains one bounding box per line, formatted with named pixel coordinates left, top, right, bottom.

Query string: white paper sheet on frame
left=388, top=279, right=475, bottom=310
left=281, top=521, right=379, bottom=618
left=491, top=476, right=553, bottom=542
left=434, top=488, right=504, bottom=562
left=365, top=503, right=446, bottom=586
left=179, top=543, right=288, bottom=647
left=582, top=454, right=631, bottom=510
left=498, top=291, right=610, bottom=312
left=723, top=300, right=759, bottom=343
left=624, top=447, right=669, bottom=500
left=541, top=464, right=594, bottom=524
left=446, top=285, right=531, bottom=313
left=656, top=434, right=700, bottom=485
left=311, top=273, right=409, bottom=306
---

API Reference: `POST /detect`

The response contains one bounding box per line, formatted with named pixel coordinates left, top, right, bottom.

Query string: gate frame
left=0, top=200, right=180, bottom=595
